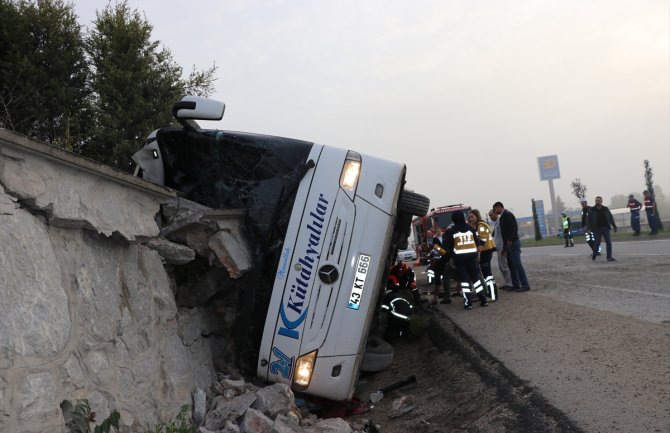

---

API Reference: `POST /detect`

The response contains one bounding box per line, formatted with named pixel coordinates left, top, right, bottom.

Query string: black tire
left=360, top=335, right=394, bottom=372
left=398, top=190, right=430, bottom=217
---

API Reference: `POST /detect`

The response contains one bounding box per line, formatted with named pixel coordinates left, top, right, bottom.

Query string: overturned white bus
left=134, top=96, right=429, bottom=401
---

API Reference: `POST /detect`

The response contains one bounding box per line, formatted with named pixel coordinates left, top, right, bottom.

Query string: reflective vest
left=476, top=222, right=496, bottom=251
left=452, top=230, right=477, bottom=255
left=644, top=197, right=654, bottom=211
left=381, top=297, right=413, bottom=321
left=628, top=199, right=641, bottom=212
left=562, top=217, right=569, bottom=229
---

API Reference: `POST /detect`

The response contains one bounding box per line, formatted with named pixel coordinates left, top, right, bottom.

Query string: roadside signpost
left=537, top=155, right=560, bottom=234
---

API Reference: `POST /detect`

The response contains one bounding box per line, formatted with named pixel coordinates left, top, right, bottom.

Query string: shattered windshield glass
left=154, top=127, right=315, bottom=370
left=156, top=128, right=313, bottom=236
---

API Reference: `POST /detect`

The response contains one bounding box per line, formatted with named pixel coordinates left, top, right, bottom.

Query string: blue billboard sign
left=535, top=199, right=548, bottom=237
left=538, top=155, right=560, bottom=181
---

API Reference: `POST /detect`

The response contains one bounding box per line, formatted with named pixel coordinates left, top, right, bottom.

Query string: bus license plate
left=348, top=254, right=371, bottom=310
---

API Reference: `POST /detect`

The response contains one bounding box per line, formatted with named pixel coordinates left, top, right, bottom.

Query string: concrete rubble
left=187, top=374, right=380, bottom=433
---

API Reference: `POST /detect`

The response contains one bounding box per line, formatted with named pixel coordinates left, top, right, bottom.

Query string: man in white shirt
left=488, top=209, right=513, bottom=289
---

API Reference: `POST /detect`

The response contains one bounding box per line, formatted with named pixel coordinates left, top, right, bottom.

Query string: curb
left=425, top=308, right=584, bottom=433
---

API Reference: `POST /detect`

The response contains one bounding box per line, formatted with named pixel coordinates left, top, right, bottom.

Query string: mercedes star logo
left=318, top=265, right=339, bottom=285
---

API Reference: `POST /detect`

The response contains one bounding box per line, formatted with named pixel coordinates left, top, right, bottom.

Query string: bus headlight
left=340, top=151, right=361, bottom=198
left=293, top=350, right=317, bottom=388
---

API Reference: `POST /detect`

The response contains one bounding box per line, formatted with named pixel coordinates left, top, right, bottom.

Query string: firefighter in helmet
left=387, top=257, right=420, bottom=303
left=383, top=257, right=418, bottom=336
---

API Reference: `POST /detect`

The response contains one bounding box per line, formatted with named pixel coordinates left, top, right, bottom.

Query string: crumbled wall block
left=0, top=129, right=173, bottom=241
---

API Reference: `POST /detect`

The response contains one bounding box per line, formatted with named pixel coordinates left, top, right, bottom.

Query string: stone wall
left=0, top=130, right=235, bottom=433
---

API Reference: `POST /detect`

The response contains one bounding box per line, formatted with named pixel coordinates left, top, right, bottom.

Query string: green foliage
left=61, top=400, right=196, bottom=433
left=532, top=199, right=542, bottom=241
left=146, top=405, right=196, bottom=433
left=95, top=412, right=121, bottom=433
left=0, top=0, right=217, bottom=170
left=643, top=160, right=663, bottom=230
left=0, top=0, right=91, bottom=149
left=82, top=0, right=182, bottom=170
left=643, top=160, right=655, bottom=198
left=60, top=399, right=120, bottom=433
left=184, top=63, right=218, bottom=97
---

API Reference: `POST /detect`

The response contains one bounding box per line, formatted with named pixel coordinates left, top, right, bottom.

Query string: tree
left=554, top=195, right=566, bottom=214
left=83, top=1, right=181, bottom=170
left=82, top=0, right=217, bottom=171
left=570, top=178, right=587, bottom=203
left=644, top=160, right=663, bottom=230
left=532, top=199, right=542, bottom=241
left=184, top=63, right=218, bottom=97
left=1, top=0, right=217, bottom=168
left=0, top=0, right=27, bottom=131
left=0, top=0, right=91, bottom=150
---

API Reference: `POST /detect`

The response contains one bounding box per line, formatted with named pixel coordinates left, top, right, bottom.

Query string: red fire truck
left=411, top=203, right=471, bottom=263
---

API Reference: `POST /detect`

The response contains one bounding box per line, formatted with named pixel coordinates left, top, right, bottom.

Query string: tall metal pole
left=548, top=178, right=558, bottom=235
left=538, top=155, right=561, bottom=235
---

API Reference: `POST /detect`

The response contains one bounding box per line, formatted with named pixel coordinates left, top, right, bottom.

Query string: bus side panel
left=302, top=203, right=397, bottom=401
left=256, top=145, right=346, bottom=385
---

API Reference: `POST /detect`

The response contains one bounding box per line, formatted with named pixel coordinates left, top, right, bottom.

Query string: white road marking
left=545, top=253, right=670, bottom=257
left=533, top=277, right=670, bottom=298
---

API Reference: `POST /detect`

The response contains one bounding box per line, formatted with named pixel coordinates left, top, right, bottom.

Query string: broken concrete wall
left=0, top=129, right=244, bottom=432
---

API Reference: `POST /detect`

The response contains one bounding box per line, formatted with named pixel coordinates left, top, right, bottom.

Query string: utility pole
left=537, top=155, right=561, bottom=235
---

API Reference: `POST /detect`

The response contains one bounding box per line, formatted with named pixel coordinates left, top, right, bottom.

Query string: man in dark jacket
left=642, top=190, right=659, bottom=236
left=580, top=199, right=597, bottom=254
left=586, top=196, right=617, bottom=262
left=627, top=194, right=642, bottom=236
left=492, top=201, right=530, bottom=292
left=428, top=226, right=455, bottom=304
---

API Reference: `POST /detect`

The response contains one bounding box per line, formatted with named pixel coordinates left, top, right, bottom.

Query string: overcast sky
left=73, top=0, right=669, bottom=217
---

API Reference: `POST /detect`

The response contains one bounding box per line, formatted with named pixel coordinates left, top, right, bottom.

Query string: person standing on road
left=580, top=199, right=598, bottom=255
left=642, top=190, right=659, bottom=236
left=627, top=194, right=642, bottom=236
left=430, top=226, right=457, bottom=304
left=492, top=201, right=531, bottom=292
left=468, top=209, right=498, bottom=301
left=444, top=211, right=488, bottom=309
left=427, top=227, right=452, bottom=304
left=586, top=196, right=617, bottom=262
left=561, top=212, right=575, bottom=248
left=432, top=227, right=444, bottom=251
left=488, top=209, right=513, bottom=289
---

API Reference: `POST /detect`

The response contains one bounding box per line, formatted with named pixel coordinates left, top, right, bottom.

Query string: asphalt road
left=424, top=237, right=670, bottom=433
left=519, top=238, right=670, bottom=324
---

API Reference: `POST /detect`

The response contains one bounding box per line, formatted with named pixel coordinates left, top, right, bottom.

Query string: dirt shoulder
left=346, top=308, right=582, bottom=433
